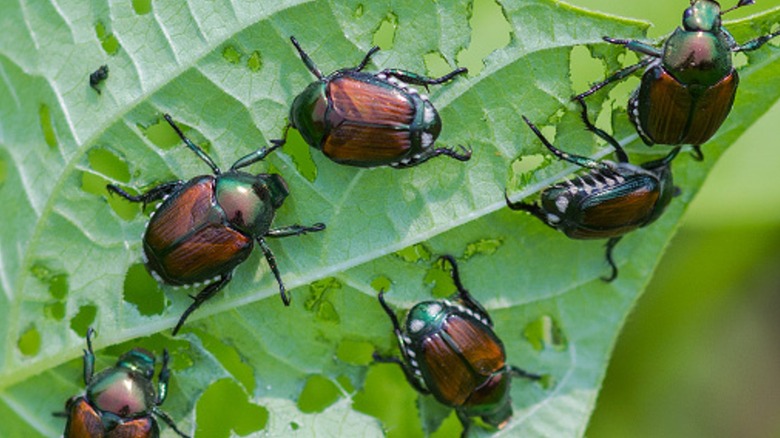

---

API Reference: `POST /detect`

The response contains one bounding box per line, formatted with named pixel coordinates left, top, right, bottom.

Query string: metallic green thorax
left=86, top=349, right=158, bottom=417
left=404, top=300, right=449, bottom=341
left=215, top=172, right=289, bottom=236
left=663, top=0, right=734, bottom=86
left=290, top=81, right=328, bottom=149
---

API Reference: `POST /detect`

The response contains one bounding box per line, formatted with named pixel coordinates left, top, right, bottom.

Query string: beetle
left=374, top=255, right=541, bottom=436
left=90, top=65, right=109, bottom=95
left=575, top=0, right=780, bottom=159
left=61, top=328, right=189, bottom=437
left=285, top=36, right=471, bottom=168
left=506, top=99, right=680, bottom=281
left=107, top=114, right=325, bottom=335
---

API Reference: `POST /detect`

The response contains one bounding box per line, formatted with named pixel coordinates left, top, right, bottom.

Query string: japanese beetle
left=108, top=114, right=325, bottom=335
left=506, top=100, right=680, bottom=281
left=575, top=0, right=780, bottom=159
left=374, top=255, right=541, bottom=436
left=90, top=65, right=109, bottom=95
left=61, top=328, right=189, bottom=437
left=285, top=36, right=471, bottom=168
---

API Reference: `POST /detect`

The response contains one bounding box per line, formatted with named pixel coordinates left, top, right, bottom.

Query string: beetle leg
left=439, top=255, right=494, bottom=326
left=256, top=237, right=291, bottom=306
left=106, top=181, right=184, bottom=209
left=574, top=56, right=653, bottom=100
left=372, top=352, right=432, bottom=395
left=375, top=292, right=432, bottom=394
left=156, top=349, right=171, bottom=405
left=172, top=274, right=232, bottom=335
left=689, top=145, right=704, bottom=161
left=391, top=144, right=472, bottom=169
left=379, top=67, right=467, bottom=88
left=508, top=365, right=543, bottom=382
left=289, top=36, right=324, bottom=79
left=504, top=191, right=549, bottom=224
left=83, top=327, right=96, bottom=385
left=164, top=114, right=222, bottom=175
left=265, top=222, right=326, bottom=238
left=456, top=410, right=473, bottom=438
left=522, top=115, right=612, bottom=171
left=603, top=37, right=663, bottom=57
left=575, top=96, right=629, bottom=163
left=230, top=139, right=285, bottom=171
left=602, top=236, right=623, bottom=282
left=152, top=407, right=191, bottom=438
left=733, top=29, right=780, bottom=52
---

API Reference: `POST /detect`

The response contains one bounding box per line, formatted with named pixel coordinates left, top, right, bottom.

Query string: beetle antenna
left=353, top=46, right=381, bottom=72
left=163, top=114, right=221, bottom=175
left=377, top=291, right=403, bottom=335
left=290, top=36, right=323, bottom=79
left=722, top=0, right=754, bottom=15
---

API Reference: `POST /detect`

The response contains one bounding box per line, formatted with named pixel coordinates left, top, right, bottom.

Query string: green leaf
left=1, top=0, right=779, bottom=437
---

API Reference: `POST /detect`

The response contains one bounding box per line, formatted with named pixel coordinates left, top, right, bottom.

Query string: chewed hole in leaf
left=70, top=305, right=97, bottom=337
left=372, top=12, right=398, bottom=49
left=569, top=45, right=606, bottom=99
left=282, top=128, right=317, bottom=182
left=524, top=314, right=568, bottom=352
left=0, top=149, right=7, bottom=188
left=44, top=302, right=66, bottom=321
left=456, top=0, right=512, bottom=75
left=82, top=147, right=136, bottom=219
left=394, top=242, right=432, bottom=263
left=94, top=21, right=120, bottom=56
left=463, top=238, right=504, bottom=259
left=336, top=339, right=375, bottom=365
left=38, top=104, right=57, bottom=149
left=196, top=329, right=255, bottom=393
left=508, top=153, right=546, bottom=190
left=123, top=263, right=165, bottom=316
left=297, top=375, right=341, bottom=413
left=370, top=275, right=392, bottom=292
left=353, top=3, right=364, bottom=18
left=222, top=45, right=242, bottom=64
left=247, top=50, right=262, bottom=72
left=141, top=116, right=211, bottom=152
left=132, top=0, right=151, bottom=15
left=424, top=257, right=457, bottom=299
left=195, top=379, right=267, bottom=437
left=304, top=278, right=342, bottom=323
left=353, top=362, right=422, bottom=438
left=423, top=52, right=456, bottom=78
left=18, top=325, right=41, bottom=356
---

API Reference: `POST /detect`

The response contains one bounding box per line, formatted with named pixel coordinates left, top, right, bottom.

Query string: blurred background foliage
left=560, top=0, right=780, bottom=436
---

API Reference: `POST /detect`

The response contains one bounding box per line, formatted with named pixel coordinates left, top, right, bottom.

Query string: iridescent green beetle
left=108, top=115, right=325, bottom=334
left=374, top=255, right=542, bottom=436
left=576, top=0, right=780, bottom=159
left=285, top=36, right=471, bottom=168
left=61, top=328, right=189, bottom=437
